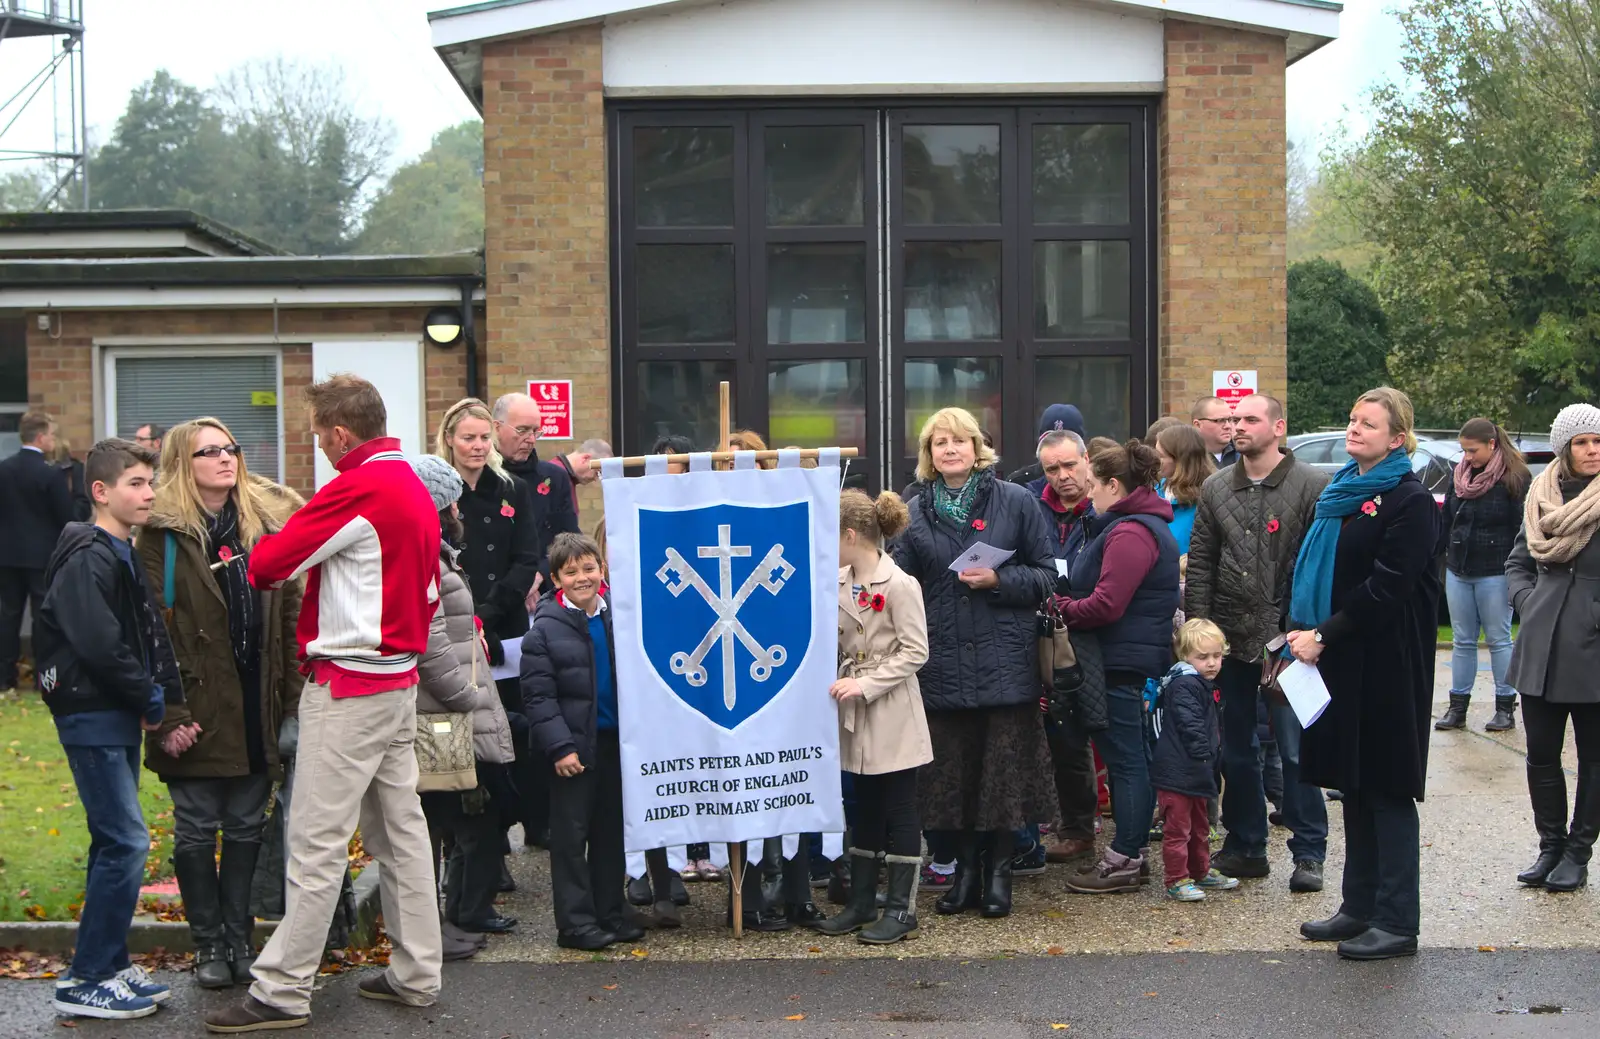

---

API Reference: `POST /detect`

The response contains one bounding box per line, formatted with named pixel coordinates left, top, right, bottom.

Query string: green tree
left=1287, top=258, right=1391, bottom=433
left=355, top=121, right=484, bottom=254
left=0, top=167, right=52, bottom=212
left=88, top=70, right=232, bottom=212
left=1335, top=0, right=1600, bottom=428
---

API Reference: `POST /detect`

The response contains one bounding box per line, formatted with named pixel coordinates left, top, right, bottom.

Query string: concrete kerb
left=0, top=866, right=385, bottom=956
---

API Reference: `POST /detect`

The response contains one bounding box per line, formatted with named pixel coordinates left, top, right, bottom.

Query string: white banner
left=601, top=451, right=844, bottom=854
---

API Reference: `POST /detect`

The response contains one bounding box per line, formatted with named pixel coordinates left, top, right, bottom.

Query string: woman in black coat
left=1505, top=403, right=1600, bottom=894
left=1287, top=388, right=1440, bottom=962
left=893, top=406, right=1056, bottom=919
left=438, top=398, right=546, bottom=854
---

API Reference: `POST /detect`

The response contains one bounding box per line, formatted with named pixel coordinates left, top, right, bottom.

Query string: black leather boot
left=218, top=841, right=261, bottom=985
left=980, top=830, right=1014, bottom=918
left=782, top=843, right=824, bottom=925
left=1434, top=693, right=1469, bottom=730
left=1485, top=696, right=1517, bottom=732
left=935, top=832, right=982, bottom=915
left=859, top=854, right=920, bottom=944
left=174, top=847, right=233, bottom=989
left=1546, top=764, right=1598, bottom=892
left=1518, top=762, right=1569, bottom=886
left=646, top=847, right=681, bottom=928
left=826, top=855, right=851, bottom=906
left=813, top=849, right=879, bottom=935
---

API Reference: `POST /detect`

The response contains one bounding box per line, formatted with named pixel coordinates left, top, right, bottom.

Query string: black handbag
left=1040, top=602, right=1110, bottom=732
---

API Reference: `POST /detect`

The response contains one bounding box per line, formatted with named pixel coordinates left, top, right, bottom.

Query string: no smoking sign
left=1212, top=369, right=1257, bottom=411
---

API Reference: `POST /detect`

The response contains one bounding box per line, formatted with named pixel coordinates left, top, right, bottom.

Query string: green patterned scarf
left=932, top=472, right=983, bottom=526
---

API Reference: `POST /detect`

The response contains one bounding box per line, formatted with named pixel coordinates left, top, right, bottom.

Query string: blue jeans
left=1089, top=683, right=1155, bottom=859
left=64, top=745, right=148, bottom=983
left=1446, top=572, right=1513, bottom=700
left=1218, top=658, right=1328, bottom=863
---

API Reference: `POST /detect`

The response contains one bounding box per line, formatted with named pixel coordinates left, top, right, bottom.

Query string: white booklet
left=947, top=541, right=1016, bottom=573
left=1278, top=659, right=1333, bottom=729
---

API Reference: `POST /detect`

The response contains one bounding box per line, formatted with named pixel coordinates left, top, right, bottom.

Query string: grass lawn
left=0, top=695, right=174, bottom=922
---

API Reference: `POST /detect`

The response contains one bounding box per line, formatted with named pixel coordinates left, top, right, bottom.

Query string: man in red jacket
left=207, top=374, right=442, bottom=1033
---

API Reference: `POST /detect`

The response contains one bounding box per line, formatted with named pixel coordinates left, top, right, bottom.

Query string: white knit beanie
left=1549, top=403, right=1600, bottom=456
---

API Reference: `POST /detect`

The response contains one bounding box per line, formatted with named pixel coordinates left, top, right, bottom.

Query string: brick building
left=431, top=0, right=1338, bottom=490
left=0, top=211, right=485, bottom=500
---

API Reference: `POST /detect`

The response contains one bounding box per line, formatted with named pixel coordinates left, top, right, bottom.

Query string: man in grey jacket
left=1184, top=394, right=1329, bottom=892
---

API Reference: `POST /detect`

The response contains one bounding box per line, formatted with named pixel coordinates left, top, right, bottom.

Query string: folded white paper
left=948, top=541, right=1017, bottom=573
left=1278, top=659, right=1332, bottom=729
left=491, top=636, right=522, bottom=682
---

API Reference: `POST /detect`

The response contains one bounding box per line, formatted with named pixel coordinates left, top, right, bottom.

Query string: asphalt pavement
left=1, top=948, right=1595, bottom=1038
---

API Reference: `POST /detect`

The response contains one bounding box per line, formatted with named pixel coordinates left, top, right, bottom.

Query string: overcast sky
left=0, top=0, right=1404, bottom=176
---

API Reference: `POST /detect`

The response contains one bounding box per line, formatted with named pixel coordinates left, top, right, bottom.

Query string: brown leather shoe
left=357, top=972, right=409, bottom=1004
left=204, top=995, right=309, bottom=1032
left=1045, top=838, right=1095, bottom=863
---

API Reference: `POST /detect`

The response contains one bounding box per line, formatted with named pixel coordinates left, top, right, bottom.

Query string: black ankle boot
left=1546, top=764, right=1598, bottom=892
left=174, top=847, right=233, bottom=989
left=935, top=833, right=982, bottom=915
left=1519, top=762, right=1568, bottom=886
left=1485, top=697, right=1517, bottom=732
left=218, top=841, right=260, bottom=985
left=981, top=830, right=1014, bottom=919
left=1435, top=694, right=1469, bottom=730
left=859, top=855, right=920, bottom=944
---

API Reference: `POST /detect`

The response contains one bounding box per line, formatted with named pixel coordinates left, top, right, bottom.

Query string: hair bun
left=1125, top=438, right=1163, bottom=487
left=874, top=491, right=910, bottom=539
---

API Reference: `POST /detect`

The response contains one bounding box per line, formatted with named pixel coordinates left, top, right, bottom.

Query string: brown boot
left=1064, top=850, right=1143, bottom=894
left=1045, top=837, right=1095, bottom=863
left=204, top=995, right=309, bottom=1032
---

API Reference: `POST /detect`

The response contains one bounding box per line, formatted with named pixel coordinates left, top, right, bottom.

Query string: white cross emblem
left=655, top=524, right=795, bottom=710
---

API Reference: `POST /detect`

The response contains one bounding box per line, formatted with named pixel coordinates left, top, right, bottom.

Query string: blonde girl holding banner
left=814, top=489, right=932, bottom=944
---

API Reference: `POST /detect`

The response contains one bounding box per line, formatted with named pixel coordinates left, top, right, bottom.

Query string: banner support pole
left=719, top=380, right=732, bottom=453
left=728, top=840, right=744, bottom=939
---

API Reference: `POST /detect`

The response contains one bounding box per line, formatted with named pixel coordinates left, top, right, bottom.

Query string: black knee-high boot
left=782, top=842, right=824, bottom=925
left=219, top=841, right=261, bottom=984
left=1546, top=764, right=1599, bottom=892
left=174, top=847, right=233, bottom=988
left=981, top=830, right=1014, bottom=918
left=1519, top=762, right=1569, bottom=885
left=936, top=831, right=982, bottom=915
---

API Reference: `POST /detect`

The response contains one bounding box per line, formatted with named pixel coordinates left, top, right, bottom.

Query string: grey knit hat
left=1550, top=403, right=1600, bottom=456
left=409, top=454, right=463, bottom=513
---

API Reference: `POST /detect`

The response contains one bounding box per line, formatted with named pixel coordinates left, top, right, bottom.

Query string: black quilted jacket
left=892, top=469, right=1057, bottom=712
left=1184, top=450, right=1328, bottom=662
left=1441, top=477, right=1521, bottom=578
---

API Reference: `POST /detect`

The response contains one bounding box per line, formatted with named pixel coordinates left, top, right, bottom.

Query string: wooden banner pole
left=728, top=840, right=745, bottom=939
left=719, top=380, right=732, bottom=453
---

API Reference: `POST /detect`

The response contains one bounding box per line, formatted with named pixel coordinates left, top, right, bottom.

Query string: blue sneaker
left=115, top=964, right=171, bottom=1003
left=1010, top=839, right=1048, bottom=877
left=52, top=977, right=158, bottom=1020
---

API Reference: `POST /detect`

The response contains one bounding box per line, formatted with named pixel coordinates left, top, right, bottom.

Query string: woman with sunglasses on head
left=136, top=418, right=305, bottom=990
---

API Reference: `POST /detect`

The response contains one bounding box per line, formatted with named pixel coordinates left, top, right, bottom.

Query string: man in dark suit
left=0, top=411, right=74, bottom=693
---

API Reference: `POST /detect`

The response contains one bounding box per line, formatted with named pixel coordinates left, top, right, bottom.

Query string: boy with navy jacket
left=521, top=532, right=642, bottom=952
left=35, top=439, right=182, bottom=1020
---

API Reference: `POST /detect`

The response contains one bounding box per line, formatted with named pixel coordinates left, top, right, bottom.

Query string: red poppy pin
left=1265, top=517, right=1280, bottom=534
left=870, top=594, right=886, bottom=612
left=218, top=545, right=233, bottom=562
left=536, top=479, right=552, bottom=496
left=857, top=590, right=870, bottom=607
left=1361, top=499, right=1378, bottom=516
left=500, top=499, right=515, bottom=518
left=972, top=519, right=986, bottom=531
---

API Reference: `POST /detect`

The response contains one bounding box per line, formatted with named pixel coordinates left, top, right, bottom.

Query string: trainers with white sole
left=52, top=978, right=159, bottom=1020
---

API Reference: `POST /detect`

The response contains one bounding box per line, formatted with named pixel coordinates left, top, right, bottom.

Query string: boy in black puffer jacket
left=521, top=532, right=643, bottom=953
left=1151, top=619, right=1238, bottom=902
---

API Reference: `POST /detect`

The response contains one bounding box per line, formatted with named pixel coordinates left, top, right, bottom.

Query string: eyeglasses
left=192, top=444, right=243, bottom=459
left=1197, top=416, right=1238, bottom=426
left=510, top=425, right=540, bottom=439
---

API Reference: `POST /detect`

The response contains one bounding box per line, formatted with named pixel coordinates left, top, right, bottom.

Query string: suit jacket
left=0, top=446, right=74, bottom=569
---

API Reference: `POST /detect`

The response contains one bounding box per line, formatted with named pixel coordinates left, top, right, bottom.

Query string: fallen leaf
left=630, top=948, right=647, bottom=958
left=1478, top=945, right=1496, bottom=953
left=57, top=1021, right=77, bottom=1029
left=47, top=828, right=59, bottom=837
left=1144, top=992, right=1158, bottom=998
left=1051, top=1025, right=1070, bottom=1031
left=785, top=1014, right=805, bottom=1021
left=1167, top=938, right=1190, bottom=947
left=787, top=995, right=800, bottom=1001
left=1044, top=909, right=1065, bottom=919
left=807, top=946, right=822, bottom=953
left=1262, top=959, right=1283, bottom=964
left=1046, top=945, right=1065, bottom=956
left=602, top=984, right=618, bottom=991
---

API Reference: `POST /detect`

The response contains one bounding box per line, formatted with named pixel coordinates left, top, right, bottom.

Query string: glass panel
left=633, top=126, right=735, bottom=227
left=637, top=244, right=736, bottom=344
left=767, top=359, right=867, bottom=454
left=904, top=242, right=1002, bottom=341
left=1033, top=356, right=1131, bottom=443
left=1033, top=241, right=1131, bottom=340
left=0, top=317, right=26, bottom=402
left=902, top=357, right=1002, bottom=460
left=767, top=244, right=866, bottom=344
left=0, top=411, right=22, bottom=461
left=765, top=126, right=864, bottom=226
left=902, top=125, right=1000, bottom=224
left=633, top=360, right=735, bottom=453
left=1033, top=124, right=1131, bottom=224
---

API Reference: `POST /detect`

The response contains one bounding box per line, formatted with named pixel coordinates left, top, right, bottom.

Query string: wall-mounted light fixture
left=424, top=306, right=463, bottom=347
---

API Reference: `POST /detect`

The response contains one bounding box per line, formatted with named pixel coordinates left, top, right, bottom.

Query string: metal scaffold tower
left=0, top=0, right=87, bottom=209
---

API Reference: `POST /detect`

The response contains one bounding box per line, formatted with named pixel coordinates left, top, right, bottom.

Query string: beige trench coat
left=837, top=551, right=933, bottom=775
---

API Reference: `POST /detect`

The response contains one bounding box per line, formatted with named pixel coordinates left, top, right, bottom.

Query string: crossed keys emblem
left=655, top=524, right=795, bottom=710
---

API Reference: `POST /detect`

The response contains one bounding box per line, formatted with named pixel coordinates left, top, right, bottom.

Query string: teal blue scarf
left=1288, top=448, right=1413, bottom=630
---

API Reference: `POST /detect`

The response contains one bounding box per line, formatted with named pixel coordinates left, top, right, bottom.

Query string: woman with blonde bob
left=137, top=418, right=305, bottom=989
left=1288, top=387, right=1440, bottom=961
left=892, top=407, right=1056, bottom=920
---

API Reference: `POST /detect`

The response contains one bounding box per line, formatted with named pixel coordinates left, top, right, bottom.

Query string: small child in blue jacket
left=1150, top=619, right=1239, bottom=902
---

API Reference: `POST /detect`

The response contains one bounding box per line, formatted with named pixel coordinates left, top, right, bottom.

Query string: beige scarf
left=1524, top=464, right=1600, bottom=563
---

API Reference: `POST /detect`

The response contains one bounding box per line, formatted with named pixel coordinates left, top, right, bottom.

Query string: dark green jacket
left=137, top=479, right=305, bottom=781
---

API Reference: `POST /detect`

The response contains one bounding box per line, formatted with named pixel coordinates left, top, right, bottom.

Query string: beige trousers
left=250, top=681, right=441, bottom=1015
